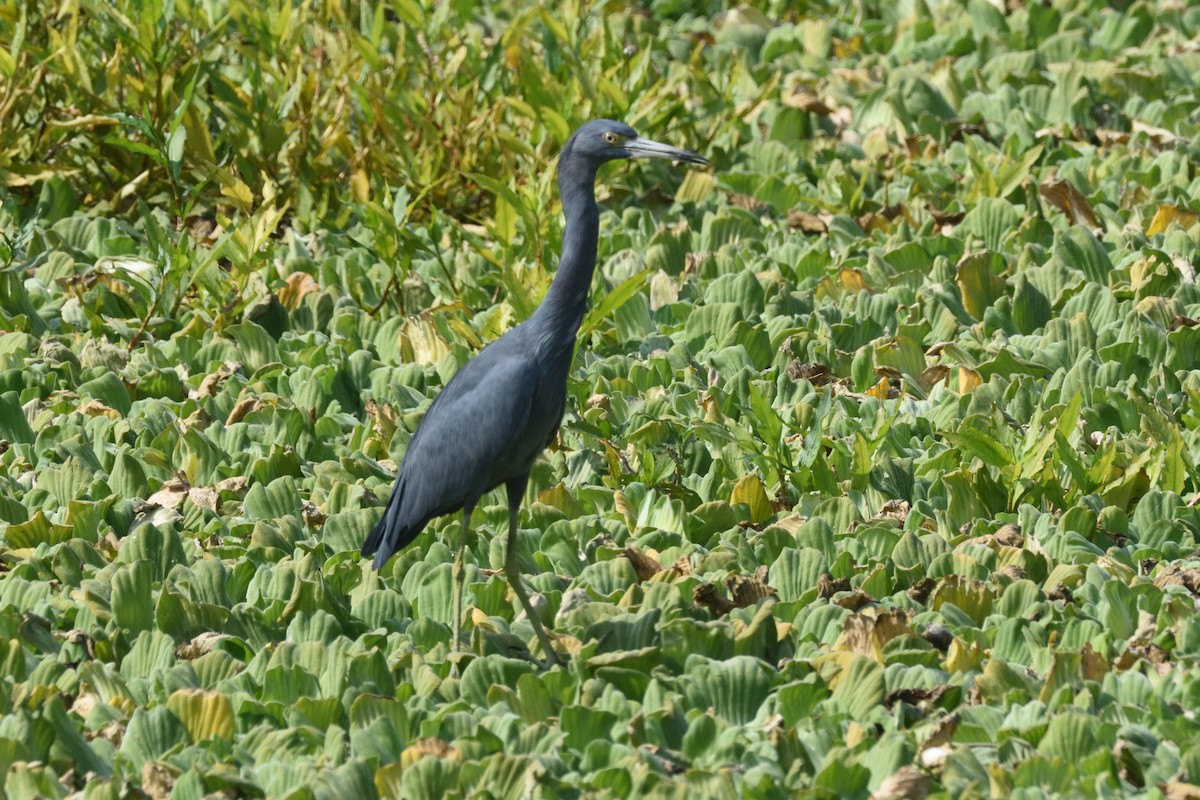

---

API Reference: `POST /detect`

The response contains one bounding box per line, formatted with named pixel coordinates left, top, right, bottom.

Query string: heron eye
left=602, top=132, right=619, bottom=145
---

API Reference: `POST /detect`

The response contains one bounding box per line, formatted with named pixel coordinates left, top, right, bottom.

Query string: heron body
left=362, top=119, right=708, bottom=666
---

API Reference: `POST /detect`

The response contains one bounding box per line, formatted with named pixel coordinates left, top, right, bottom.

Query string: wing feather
left=361, top=340, right=539, bottom=567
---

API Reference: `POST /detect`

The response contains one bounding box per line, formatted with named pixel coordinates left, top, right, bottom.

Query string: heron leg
left=505, top=479, right=559, bottom=667
left=451, top=506, right=472, bottom=673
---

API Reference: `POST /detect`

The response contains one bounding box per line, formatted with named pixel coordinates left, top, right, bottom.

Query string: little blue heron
left=362, top=119, right=708, bottom=666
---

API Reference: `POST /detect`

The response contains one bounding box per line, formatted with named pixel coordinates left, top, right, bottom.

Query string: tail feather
left=362, top=478, right=428, bottom=569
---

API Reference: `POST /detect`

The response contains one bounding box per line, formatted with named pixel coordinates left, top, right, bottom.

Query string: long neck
left=532, top=154, right=599, bottom=352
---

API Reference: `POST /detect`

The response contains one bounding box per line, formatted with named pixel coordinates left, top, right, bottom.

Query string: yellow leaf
left=537, top=482, right=584, bottom=517
left=166, top=689, right=234, bottom=742
left=840, top=268, right=868, bottom=292
left=613, top=490, right=637, bottom=524
left=944, top=638, right=982, bottom=672
left=375, top=762, right=403, bottom=799
left=675, top=171, right=714, bottom=204
left=955, top=251, right=1006, bottom=320
left=958, top=367, right=981, bottom=393
left=834, top=610, right=913, bottom=663
left=218, top=172, right=254, bottom=213
left=277, top=271, right=320, bottom=310
left=833, top=34, right=863, bottom=58
left=46, top=114, right=121, bottom=130
left=931, top=575, right=994, bottom=626
left=810, top=650, right=858, bottom=690
left=398, top=317, right=450, bottom=364
left=846, top=721, right=869, bottom=748
left=400, top=738, right=460, bottom=770
left=493, top=193, right=516, bottom=246
left=834, top=614, right=882, bottom=661
left=815, top=275, right=839, bottom=301
left=1147, top=204, right=1200, bottom=236
left=730, top=474, right=772, bottom=524
left=184, top=106, right=216, bottom=165
left=351, top=168, right=370, bottom=202
left=866, top=376, right=890, bottom=400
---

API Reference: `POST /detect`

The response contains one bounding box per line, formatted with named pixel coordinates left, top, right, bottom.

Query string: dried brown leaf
left=726, top=573, right=777, bottom=607
left=226, top=396, right=264, bottom=425
left=727, top=192, right=768, bottom=213
left=919, top=365, right=949, bottom=391
left=189, top=487, right=219, bottom=512
left=926, top=204, right=966, bottom=226
left=834, top=589, right=877, bottom=612
left=885, top=685, right=947, bottom=710
left=1132, top=119, right=1178, bottom=146
left=872, top=765, right=930, bottom=800
left=968, top=523, right=1024, bottom=550
left=786, top=361, right=832, bottom=385
left=1161, top=784, right=1200, bottom=800
left=77, top=399, right=120, bottom=419
left=1040, top=178, right=1099, bottom=227
left=142, top=761, right=180, bottom=800
left=1154, top=564, right=1200, bottom=593
left=302, top=501, right=326, bottom=528
left=782, top=90, right=833, bottom=115
left=694, top=583, right=736, bottom=616
left=922, top=712, right=959, bottom=751
left=196, top=361, right=242, bottom=398
left=907, top=578, right=935, bottom=604
left=817, top=573, right=851, bottom=599
left=787, top=209, right=828, bottom=234
left=625, top=547, right=664, bottom=583
left=175, top=632, right=227, bottom=660
left=215, top=476, right=248, bottom=495
left=995, top=565, right=1027, bottom=582
left=146, top=482, right=189, bottom=511
left=1081, top=643, right=1108, bottom=682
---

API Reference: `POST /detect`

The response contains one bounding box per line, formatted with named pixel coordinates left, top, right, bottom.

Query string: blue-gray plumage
left=362, top=119, right=708, bottom=666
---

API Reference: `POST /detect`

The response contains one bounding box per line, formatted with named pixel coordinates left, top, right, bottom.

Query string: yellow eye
left=602, top=132, right=619, bottom=144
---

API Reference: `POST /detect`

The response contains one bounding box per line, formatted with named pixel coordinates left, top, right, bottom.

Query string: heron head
left=564, top=119, right=709, bottom=170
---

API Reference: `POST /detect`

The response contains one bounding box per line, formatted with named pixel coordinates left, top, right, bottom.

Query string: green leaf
left=42, top=695, right=110, bottom=777
left=111, top=560, right=154, bottom=635
left=120, top=707, right=188, bottom=771
left=769, top=547, right=826, bottom=602
left=828, top=654, right=886, bottom=719
left=460, top=655, right=538, bottom=708
left=679, top=655, right=775, bottom=725
left=167, top=125, right=187, bottom=177
left=580, top=268, right=651, bottom=338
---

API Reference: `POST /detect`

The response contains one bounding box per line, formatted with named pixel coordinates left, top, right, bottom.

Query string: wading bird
left=362, top=119, right=708, bottom=666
